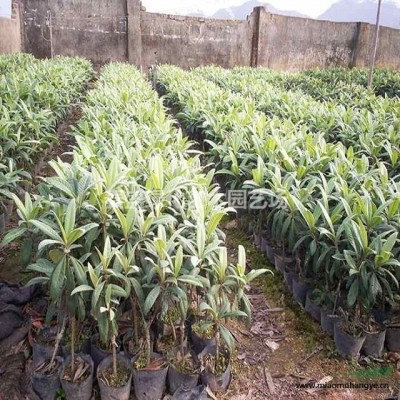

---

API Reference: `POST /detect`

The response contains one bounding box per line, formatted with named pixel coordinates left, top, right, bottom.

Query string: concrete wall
left=256, top=8, right=357, bottom=70
left=23, top=0, right=128, bottom=63
left=0, top=1, right=21, bottom=55
left=10, top=0, right=400, bottom=71
left=141, top=12, right=252, bottom=69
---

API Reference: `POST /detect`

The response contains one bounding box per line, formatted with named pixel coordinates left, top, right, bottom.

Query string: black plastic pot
left=266, top=245, right=275, bottom=264
left=190, top=329, right=216, bottom=355
left=334, top=323, right=366, bottom=359
left=320, top=310, right=340, bottom=336
left=283, top=268, right=295, bottom=291
left=90, top=334, right=113, bottom=370
left=32, top=327, right=60, bottom=368
left=371, top=307, right=392, bottom=325
left=274, top=254, right=295, bottom=274
left=133, top=358, right=169, bottom=400
left=253, top=233, right=261, bottom=248
left=362, top=328, right=386, bottom=358
left=97, top=353, right=132, bottom=400
left=31, top=356, right=63, bottom=400
left=385, top=326, right=400, bottom=352
left=260, top=236, right=268, bottom=254
left=304, top=292, right=321, bottom=323
left=198, top=345, right=231, bottom=392
left=168, top=363, right=199, bottom=395
left=61, top=353, right=94, bottom=400
left=171, top=384, right=208, bottom=400
left=122, top=329, right=141, bottom=361
left=292, top=277, right=310, bottom=307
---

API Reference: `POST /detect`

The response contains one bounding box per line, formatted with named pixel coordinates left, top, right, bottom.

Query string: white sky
left=142, top=0, right=400, bottom=18
left=0, top=0, right=12, bottom=19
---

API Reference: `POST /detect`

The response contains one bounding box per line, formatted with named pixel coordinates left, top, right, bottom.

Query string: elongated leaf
left=1, top=227, right=27, bottom=247
left=31, top=220, right=62, bottom=242
left=143, top=286, right=161, bottom=316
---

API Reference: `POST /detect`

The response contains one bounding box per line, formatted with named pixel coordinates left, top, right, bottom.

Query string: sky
left=141, top=0, right=400, bottom=18
left=142, top=0, right=340, bottom=18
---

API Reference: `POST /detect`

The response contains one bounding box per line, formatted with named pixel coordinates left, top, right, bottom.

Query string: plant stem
left=131, top=296, right=139, bottom=344
left=112, top=334, right=117, bottom=377
left=145, top=321, right=152, bottom=366
left=170, top=314, right=177, bottom=343
left=215, top=326, right=220, bottom=373
left=71, top=314, right=76, bottom=376
left=49, top=316, right=66, bottom=370
left=180, top=318, right=185, bottom=355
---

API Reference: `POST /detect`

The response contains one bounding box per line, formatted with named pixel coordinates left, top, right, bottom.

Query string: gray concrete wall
left=257, top=8, right=357, bottom=70
left=12, top=0, right=400, bottom=71
left=140, top=12, right=252, bottom=69
left=0, top=1, right=22, bottom=54
left=23, top=0, right=128, bottom=62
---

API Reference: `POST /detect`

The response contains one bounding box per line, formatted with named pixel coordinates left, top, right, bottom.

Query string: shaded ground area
left=221, top=221, right=400, bottom=400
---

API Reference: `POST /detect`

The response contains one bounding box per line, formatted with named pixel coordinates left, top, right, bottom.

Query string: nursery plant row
left=0, top=53, right=93, bottom=233
left=3, top=62, right=267, bottom=399
left=195, top=66, right=400, bottom=176
left=155, top=65, right=400, bottom=360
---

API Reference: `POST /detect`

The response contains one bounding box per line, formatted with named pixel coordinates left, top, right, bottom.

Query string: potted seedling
left=132, top=226, right=205, bottom=400
left=28, top=198, right=99, bottom=399
left=74, top=237, right=132, bottom=400
left=198, top=296, right=246, bottom=392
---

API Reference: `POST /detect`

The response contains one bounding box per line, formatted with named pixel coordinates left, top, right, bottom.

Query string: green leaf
left=31, top=220, right=62, bottom=242
left=50, top=257, right=66, bottom=299
left=1, top=227, right=27, bottom=246
left=71, top=285, right=93, bottom=296
left=220, top=325, right=235, bottom=350
left=178, top=275, right=204, bottom=287
left=65, top=199, right=76, bottom=236
left=144, top=286, right=161, bottom=316
left=382, top=232, right=398, bottom=254
left=347, top=279, right=359, bottom=307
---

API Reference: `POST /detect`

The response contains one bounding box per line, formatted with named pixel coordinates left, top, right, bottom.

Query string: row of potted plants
left=4, top=62, right=268, bottom=399
left=0, top=53, right=94, bottom=235
left=195, top=66, right=400, bottom=177
left=154, top=65, right=400, bottom=360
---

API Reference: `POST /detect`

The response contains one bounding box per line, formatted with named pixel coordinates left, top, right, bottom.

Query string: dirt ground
left=219, top=221, right=400, bottom=400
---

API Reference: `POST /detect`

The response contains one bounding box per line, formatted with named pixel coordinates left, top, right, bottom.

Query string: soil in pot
left=292, top=277, right=310, bottom=307
left=61, top=353, right=94, bottom=400
left=385, top=325, right=400, bottom=352
left=190, top=322, right=216, bottom=355
left=320, top=310, right=340, bottom=336
left=133, top=355, right=169, bottom=400
left=167, top=348, right=200, bottom=394
left=304, top=291, right=321, bottom=323
left=155, top=332, right=185, bottom=356
left=334, top=322, right=366, bottom=360
left=33, top=326, right=60, bottom=367
left=31, top=356, right=63, bottom=400
left=97, top=353, right=132, bottom=400
left=62, top=326, right=91, bottom=358
left=199, top=345, right=231, bottom=392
